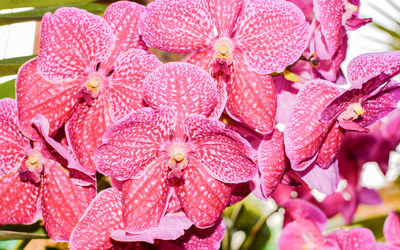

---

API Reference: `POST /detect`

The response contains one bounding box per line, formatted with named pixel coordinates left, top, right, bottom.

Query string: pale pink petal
left=41, top=159, right=96, bottom=241
left=278, top=219, right=324, bottom=250
left=69, top=188, right=124, bottom=250
left=287, top=0, right=314, bottom=22
left=0, top=99, right=29, bottom=176
left=284, top=80, right=341, bottom=170
left=140, top=0, right=213, bottom=53
left=104, top=1, right=147, bottom=53
left=258, top=129, right=287, bottom=197
left=327, top=228, right=376, bottom=250
left=347, top=51, right=400, bottom=89
left=209, top=0, right=243, bottom=36
left=314, top=0, right=345, bottom=58
left=178, top=158, right=231, bottom=228
left=234, top=0, right=310, bottom=74
left=16, top=59, right=81, bottom=139
left=316, top=123, right=344, bottom=169
left=0, top=170, right=40, bottom=225
left=185, top=49, right=228, bottom=120
left=111, top=213, right=193, bottom=243
left=185, top=115, right=256, bottom=183
left=38, top=8, right=113, bottom=82
left=284, top=199, right=327, bottom=232
left=274, top=75, right=301, bottom=125
left=66, top=95, right=113, bottom=175
left=384, top=211, right=400, bottom=247
left=110, top=49, right=162, bottom=121
left=296, top=160, right=339, bottom=195
left=122, top=157, right=170, bottom=233
left=95, top=107, right=175, bottom=180
left=226, top=52, right=276, bottom=133
left=143, top=62, right=218, bottom=123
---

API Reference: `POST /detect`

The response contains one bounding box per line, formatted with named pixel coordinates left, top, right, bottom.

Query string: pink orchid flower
left=0, top=98, right=95, bottom=241
left=95, top=63, right=257, bottom=232
left=382, top=211, right=400, bottom=249
left=69, top=188, right=225, bottom=250
left=140, top=0, right=310, bottom=133
left=16, top=2, right=160, bottom=176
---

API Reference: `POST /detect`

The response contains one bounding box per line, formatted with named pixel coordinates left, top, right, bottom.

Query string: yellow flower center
left=28, top=155, right=39, bottom=168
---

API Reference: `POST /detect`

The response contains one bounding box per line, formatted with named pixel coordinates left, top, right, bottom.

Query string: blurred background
left=0, top=0, right=400, bottom=249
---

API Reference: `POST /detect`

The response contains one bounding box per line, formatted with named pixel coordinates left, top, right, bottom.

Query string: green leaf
left=0, top=230, right=47, bottom=241
left=0, top=0, right=96, bottom=10
left=0, top=55, right=35, bottom=77
left=0, top=78, right=15, bottom=99
left=0, top=3, right=108, bottom=25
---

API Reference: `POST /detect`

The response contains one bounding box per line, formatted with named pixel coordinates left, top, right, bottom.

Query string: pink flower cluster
left=1, top=0, right=400, bottom=249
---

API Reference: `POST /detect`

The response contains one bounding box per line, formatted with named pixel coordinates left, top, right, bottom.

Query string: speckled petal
left=110, top=49, right=162, bottom=121
left=16, top=59, right=81, bottom=139
left=234, top=0, right=310, bottom=74
left=384, top=211, right=400, bottom=247
left=185, top=49, right=228, bottom=120
left=66, top=95, right=113, bottom=175
left=140, top=0, right=213, bottom=53
left=326, top=228, right=376, bottom=250
left=38, top=8, right=113, bottom=82
left=104, top=1, right=147, bottom=53
left=258, top=129, right=287, bottom=198
left=284, top=199, right=327, bottom=232
left=285, top=80, right=341, bottom=170
left=0, top=170, right=40, bottom=225
left=0, top=99, right=29, bottom=176
left=143, top=62, right=218, bottom=124
left=320, top=88, right=360, bottom=123
left=178, top=158, right=231, bottom=228
left=347, top=51, right=400, bottom=89
left=226, top=53, right=276, bottom=133
left=278, top=219, right=324, bottom=250
left=316, top=122, right=344, bottom=169
left=41, top=160, right=96, bottom=241
left=185, top=115, right=256, bottom=183
left=69, top=188, right=124, bottom=250
left=209, top=0, right=243, bottom=36
left=95, top=107, right=175, bottom=180
left=122, top=157, right=170, bottom=233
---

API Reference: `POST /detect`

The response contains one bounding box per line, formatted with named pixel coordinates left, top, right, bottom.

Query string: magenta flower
left=69, top=188, right=225, bottom=250
left=95, top=63, right=256, bottom=232
left=383, top=211, right=400, bottom=248
left=16, top=3, right=160, bottom=175
left=140, top=0, right=310, bottom=132
left=0, top=98, right=95, bottom=241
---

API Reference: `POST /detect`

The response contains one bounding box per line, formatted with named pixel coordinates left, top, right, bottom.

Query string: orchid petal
left=140, top=0, right=213, bottom=53
left=209, top=0, right=243, bottom=36
left=185, top=115, right=256, bottom=183
left=384, top=211, right=400, bottom=247
left=234, top=0, right=310, bottom=74
left=320, top=88, right=360, bottom=123
left=38, top=7, right=113, bottom=82
left=327, top=228, right=376, bottom=250
left=316, top=122, right=344, bottom=169
left=278, top=219, right=324, bottom=250
left=95, top=107, right=175, bottom=180
left=284, top=199, right=327, bottom=232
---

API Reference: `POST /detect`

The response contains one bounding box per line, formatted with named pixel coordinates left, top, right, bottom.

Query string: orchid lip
left=338, top=101, right=365, bottom=121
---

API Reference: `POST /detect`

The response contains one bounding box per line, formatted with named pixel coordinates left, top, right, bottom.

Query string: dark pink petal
left=209, top=0, right=243, bottom=36
left=360, top=79, right=400, bottom=127
left=359, top=187, right=381, bottom=205
left=66, top=96, right=113, bottom=175
left=16, top=59, right=81, bottom=139
left=258, top=129, right=287, bottom=198
left=0, top=170, right=40, bottom=225
left=314, top=0, right=345, bottom=58
left=284, top=199, right=327, bottom=232
left=384, top=211, right=400, bottom=247
left=104, top=1, right=147, bottom=53
left=320, top=88, right=360, bottom=123
left=278, top=219, right=324, bottom=250
left=185, top=49, right=228, bottom=120
left=110, top=49, right=162, bottom=121
left=41, top=159, right=96, bottom=241
left=315, top=122, right=344, bottom=169
left=122, top=157, right=170, bottom=233
left=143, top=62, right=218, bottom=123
left=111, top=213, right=193, bottom=243
left=229, top=182, right=251, bottom=206
left=327, top=228, right=376, bottom=250
left=178, top=158, right=231, bottom=228
left=0, top=99, right=29, bottom=176
left=185, top=115, right=256, bottom=183
left=140, top=0, right=213, bottom=53
left=274, top=75, right=302, bottom=125
left=296, top=160, right=339, bottom=195
left=69, top=188, right=124, bottom=250
left=95, top=107, right=175, bottom=180
left=226, top=53, right=276, bottom=133
left=347, top=51, right=400, bottom=89
left=234, top=0, right=310, bottom=74
left=285, top=80, right=341, bottom=170
left=38, top=8, right=113, bottom=82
